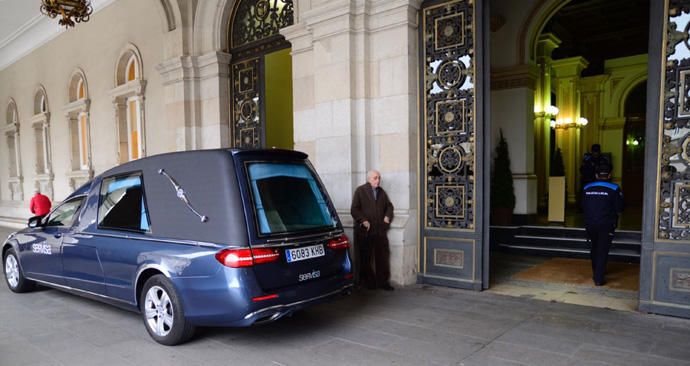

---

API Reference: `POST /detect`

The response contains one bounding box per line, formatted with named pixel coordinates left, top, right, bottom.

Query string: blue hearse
left=2, top=149, right=353, bottom=345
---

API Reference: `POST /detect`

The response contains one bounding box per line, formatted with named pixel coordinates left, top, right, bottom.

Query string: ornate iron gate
left=640, top=0, right=690, bottom=317
left=418, top=0, right=488, bottom=289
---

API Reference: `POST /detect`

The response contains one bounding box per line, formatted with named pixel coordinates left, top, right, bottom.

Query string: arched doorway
left=488, top=0, right=649, bottom=310
left=229, top=0, right=294, bottom=149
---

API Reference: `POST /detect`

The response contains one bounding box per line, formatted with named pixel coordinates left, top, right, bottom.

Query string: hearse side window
left=247, top=162, right=335, bottom=235
left=98, top=174, right=150, bottom=232
left=45, top=197, right=85, bottom=227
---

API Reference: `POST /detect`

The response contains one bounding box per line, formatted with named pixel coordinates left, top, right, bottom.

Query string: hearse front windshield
left=246, top=162, right=336, bottom=235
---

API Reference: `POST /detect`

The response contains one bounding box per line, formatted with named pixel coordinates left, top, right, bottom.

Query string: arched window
left=31, top=86, right=51, bottom=176
left=32, top=86, right=53, bottom=199
left=77, top=79, right=85, bottom=100
left=126, top=55, right=138, bottom=82
left=65, top=69, right=92, bottom=190
left=4, top=99, right=23, bottom=200
left=5, top=100, right=20, bottom=177
left=112, top=44, right=146, bottom=163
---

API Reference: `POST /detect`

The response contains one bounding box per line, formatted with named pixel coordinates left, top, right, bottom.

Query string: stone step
left=491, top=225, right=641, bottom=262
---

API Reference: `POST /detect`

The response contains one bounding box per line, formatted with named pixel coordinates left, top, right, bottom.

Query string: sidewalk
left=1, top=226, right=689, bottom=365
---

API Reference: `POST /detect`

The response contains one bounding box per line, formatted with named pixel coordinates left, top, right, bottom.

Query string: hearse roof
left=85, top=149, right=309, bottom=244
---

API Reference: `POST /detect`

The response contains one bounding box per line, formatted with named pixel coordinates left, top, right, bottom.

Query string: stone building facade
left=0, top=0, right=688, bottom=318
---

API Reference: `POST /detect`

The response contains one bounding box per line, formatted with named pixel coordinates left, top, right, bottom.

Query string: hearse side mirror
left=28, top=216, right=45, bottom=228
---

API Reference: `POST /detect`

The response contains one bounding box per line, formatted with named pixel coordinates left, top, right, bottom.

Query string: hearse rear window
left=98, top=174, right=150, bottom=232
left=247, top=162, right=335, bottom=235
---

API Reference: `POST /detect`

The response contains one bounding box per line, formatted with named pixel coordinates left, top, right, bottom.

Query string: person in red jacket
left=29, top=189, right=52, bottom=217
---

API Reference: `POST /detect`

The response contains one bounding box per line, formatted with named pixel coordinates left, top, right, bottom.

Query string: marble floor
left=488, top=252, right=639, bottom=312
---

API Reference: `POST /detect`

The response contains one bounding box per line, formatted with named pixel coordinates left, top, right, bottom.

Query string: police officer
left=582, top=163, right=624, bottom=286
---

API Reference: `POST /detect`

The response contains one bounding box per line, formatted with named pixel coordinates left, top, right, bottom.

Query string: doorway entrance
left=487, top=0, right=649, bottom=309
left=229, top=0, right=294, bottom=149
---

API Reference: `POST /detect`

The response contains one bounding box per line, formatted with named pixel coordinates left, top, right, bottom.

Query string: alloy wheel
left=4, top=254, right=19, bottom=288
left=143, top=285, right=174, bottom=337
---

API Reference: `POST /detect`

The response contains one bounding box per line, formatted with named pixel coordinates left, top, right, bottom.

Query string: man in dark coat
left=582, top=163, right=624, bottom=286
left=351, top=170, right=395, bottom=291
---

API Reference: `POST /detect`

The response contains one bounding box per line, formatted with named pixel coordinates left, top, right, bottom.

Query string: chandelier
left=40, top=0, right=93, bottom=28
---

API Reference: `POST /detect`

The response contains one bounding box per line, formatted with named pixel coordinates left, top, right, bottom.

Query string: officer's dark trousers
left=355, top=231, right=390, bottom=288
left=585, top=225, right=614, bottom=284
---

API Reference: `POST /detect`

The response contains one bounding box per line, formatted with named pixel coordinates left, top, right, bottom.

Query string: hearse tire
left=3, top=248, right=35, bottom=293
left=140, top=274, right=195, bottom=346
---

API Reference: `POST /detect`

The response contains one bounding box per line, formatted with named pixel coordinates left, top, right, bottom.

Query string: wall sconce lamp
left=544, top=105, right=560, bottom=129
left=551, top=116, right=588, bottom=129
left=626, top=137, right=641, bottom=147
left=544, top=105, right=559, bottom=116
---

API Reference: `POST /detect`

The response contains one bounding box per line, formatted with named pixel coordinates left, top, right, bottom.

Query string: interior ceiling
left=0, top=0, right=40, bottom=46
left=542, top=0, right=650, bottom=76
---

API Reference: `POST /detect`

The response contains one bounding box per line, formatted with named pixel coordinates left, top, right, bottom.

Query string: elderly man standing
left=29, top=189, right=51, bottom=217
left=351, top=170, right=395, bottom=291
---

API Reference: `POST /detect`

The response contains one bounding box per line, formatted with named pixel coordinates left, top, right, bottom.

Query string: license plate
left=285, top=244, right=325, bottom=263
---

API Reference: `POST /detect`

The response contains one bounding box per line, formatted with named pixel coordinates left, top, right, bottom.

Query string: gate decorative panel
left=640, top=0, right=690, bottom=318
left=232, top=58, right=262, bottom=148
left=419, top=0, right=484, bottom=290
left=659, top=0, right=690, bottom=240
left=423, top=0, right=475, bottom=230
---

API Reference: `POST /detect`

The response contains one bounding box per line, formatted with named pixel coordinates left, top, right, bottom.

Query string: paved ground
left=2, top=227, right=690, bottom=365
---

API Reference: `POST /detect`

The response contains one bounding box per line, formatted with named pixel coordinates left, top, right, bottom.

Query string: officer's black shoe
left=593, top=280, right=606, bottom=286
left=380, top=283, right=394, bottom=291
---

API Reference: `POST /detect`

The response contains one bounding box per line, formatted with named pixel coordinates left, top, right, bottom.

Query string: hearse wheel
left=140, top=275, right=195, bottom=345
left=3, top=248, right=35, bottom=293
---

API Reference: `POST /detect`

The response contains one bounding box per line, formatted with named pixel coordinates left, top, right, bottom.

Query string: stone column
left=156, top=56, right=201, bottom=151
left=580, top=74, right=609, bottom=168
left=534, top=33, right=561, bottom=209
left=552, top=56, right=589, bottom=204
left=198, top=52, right=232, bottom=148
left=282, top=0, right=421, bottom=285
left=156, top=52, right=232, bottom=151
left=491, top=64, right=539, bottom=220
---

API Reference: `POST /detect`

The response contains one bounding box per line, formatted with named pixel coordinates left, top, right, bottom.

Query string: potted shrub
left=548, top=147, right=566, bottom=222
left=491, top=129, right=515, bottom=225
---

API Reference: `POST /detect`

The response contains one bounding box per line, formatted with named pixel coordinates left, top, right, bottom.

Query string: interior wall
left=491, top=87, right=537, bottom=215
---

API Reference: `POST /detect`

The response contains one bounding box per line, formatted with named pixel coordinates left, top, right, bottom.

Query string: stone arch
left=115, top=43, right=144, bottom=86
left=518, top=0, right=571, bottom=65
left=33, top=85, right=49, bottom=115
left=68, top=68, right=89, bottom=102
left=156, top=0, right=180, bottom=32
left=191, top=0, right=235, bottom=54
